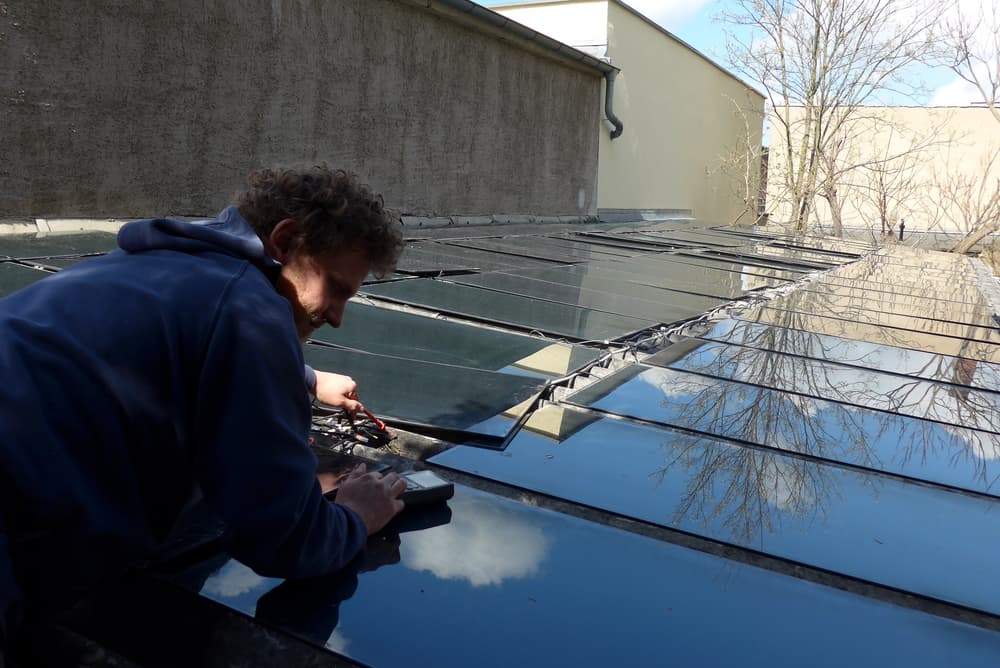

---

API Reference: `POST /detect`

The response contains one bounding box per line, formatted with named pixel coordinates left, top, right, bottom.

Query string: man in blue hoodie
left=0, top=164, right=408, bottom=649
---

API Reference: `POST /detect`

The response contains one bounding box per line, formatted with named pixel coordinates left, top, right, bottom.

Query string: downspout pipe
left=429, top=0, right=624, bottom=140
left=604, top=69, right=624, bottom=140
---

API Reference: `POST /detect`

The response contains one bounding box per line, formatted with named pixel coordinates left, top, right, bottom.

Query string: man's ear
left=268, top=218, right=301, bottom=262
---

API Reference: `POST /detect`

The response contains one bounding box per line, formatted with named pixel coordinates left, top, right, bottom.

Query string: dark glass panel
left=698, top=248, right=835, bottom=270
left=433, top=407, right=1000, bottom=615
left=657, top=252, right=807, bottom=281
left=630, top=229, right=747, bottom=247
left=616, top=254, right=795, bottom=290
left=539, top=235, right=643, bottom=258
left=739, top=308, right=1000, bottom=363
left=794, top=281, right=998, bottom=330
left=507, top=261, right=744, bottom=303
left=443, top=237, right=622, bottom=263
left=396, top=241, right=557, bottom=274
left=568, top=364, right=1000, bottom=496
left=360, top=279, right=656, bottom=341
left=701, top=318, right=1000, bottom=393
left=568, top=231, right=685, bottom=252
left=0, top=262, right=53, bottom=298
left=181, top=484, right=1000, bottom=667
left=647, top=338, right=1000, bottom=434
left=303, top=344, right=542, bottom=438
left=450, top=272, right=708, bottom=323
left=311, top=301, right=600, bottom=376
left=675, top=250, right=814, bottom=274
left=0, top=232, right=119, bottom=258
left=755, top=301, right=1000, bottom=347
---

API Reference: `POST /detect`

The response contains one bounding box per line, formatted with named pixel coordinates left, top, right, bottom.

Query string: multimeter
left=399, top=470, right=455, bottom=506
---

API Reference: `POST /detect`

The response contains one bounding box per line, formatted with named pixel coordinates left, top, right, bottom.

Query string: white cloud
left=325, top=629, right=351, bottom=654
left=623, top=0, right=712, bottom=30
left=401, top=494, right=550, bottom=587
left=201, top=560, right=271, bottom=598
left=931, top=74, right=989, bottom=107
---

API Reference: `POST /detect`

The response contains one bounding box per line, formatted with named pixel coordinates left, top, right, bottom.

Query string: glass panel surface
left=794, top=282, right=997, bottom=329
left=756, top=302, right=1000, bottom=346
left=570, top=231, right=684, bottom=252
left=540, top=235, right=643, bottom=258
left=360, top=279, right=656, bottom=341
left=311, top=301, right=600, bottom=376
left=567, top=365, right=1000, bottom=496
left=303, top=344, right=542, bottom=437
left=740, top=308, right=1000, bottom=363
left=0, top=232, right=119, bottom=258
left=699, top=248, right=835, bottom=270
left=443, top=237, right=617, bottom=263
left=701, top=318, right=1000, bottom=393
left=675, top=250, right=813, bottom=274
left=181, top=484, right=1000, bottom=667
left=433, top=407, right=1000, bottom=615
left=0, top=262, right=53, bottom=297
left=807, top=275, right=990, bottom=306
left=647, top=338, right=1000, bottom=434
left=616, top=255, right=794, bottom=292
left=450, top=272, right=708, bottom=323
left=641, top=252, right=804, bottom=283
left=632, top=229, right=747, bottom=247
left=507, top=262, right=743, bottom=303
left=25, top=256, right=94, bottom=270
left=397, top=241, right=557, bottom=273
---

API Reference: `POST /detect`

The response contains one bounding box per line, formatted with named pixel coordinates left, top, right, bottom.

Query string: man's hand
left=335, top=464, right=406, bottom=535
left=314, top=371, right=363, bottom=417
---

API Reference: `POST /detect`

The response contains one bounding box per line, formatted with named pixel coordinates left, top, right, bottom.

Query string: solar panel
left=700, top=318, right=1000, bottom=393
left=432, top=405, right=1000, bottom=616
left=181, top=484, right=1000, bottom=667
left=0, top=262, right=54, bottom=297
left=360, top=278, right=657, bottom=341
left=0, top=232, right=118, bottom=259
left=646, top=338, right=1000, bottom=434
left=566, top=364, right=1000, bottom=496
left=735, top=307, right=1000, bottom=363
left=311, top=301, right=601, bottom=377
left=449, top=272, right=709, bottom=323
left=303, top=344, right=544, bottom=441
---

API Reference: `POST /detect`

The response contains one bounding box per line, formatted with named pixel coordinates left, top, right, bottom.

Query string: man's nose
left=325, top=302, right=345, bottom=328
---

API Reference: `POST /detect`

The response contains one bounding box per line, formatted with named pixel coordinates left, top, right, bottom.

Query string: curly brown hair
left=236, top=164, right=403, bottom=276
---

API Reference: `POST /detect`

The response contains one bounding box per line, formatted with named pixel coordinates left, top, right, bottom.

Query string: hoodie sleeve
left=190, top=266, right=366, bottom=578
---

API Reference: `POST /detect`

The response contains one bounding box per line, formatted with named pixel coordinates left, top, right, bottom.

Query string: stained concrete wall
left=0, top=0, right=602, bottom=218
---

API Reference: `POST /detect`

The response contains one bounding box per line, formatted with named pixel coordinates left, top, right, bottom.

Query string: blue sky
left=477, top=0, right=986, bottom=106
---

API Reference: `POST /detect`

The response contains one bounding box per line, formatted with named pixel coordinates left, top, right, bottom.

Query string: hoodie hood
left=117, top=205, right=280, bottom=279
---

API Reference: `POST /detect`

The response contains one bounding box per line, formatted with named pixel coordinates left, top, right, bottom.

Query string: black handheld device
left=399, top=470, right=455, bottom=507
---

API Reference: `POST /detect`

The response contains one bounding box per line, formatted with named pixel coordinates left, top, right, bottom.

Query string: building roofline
left=486, top=0, right=765, bottom=99
left=422, top=0, right=618, bottom=76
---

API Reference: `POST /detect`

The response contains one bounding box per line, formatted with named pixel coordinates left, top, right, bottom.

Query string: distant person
left=0, top=164, right=407, bottom=650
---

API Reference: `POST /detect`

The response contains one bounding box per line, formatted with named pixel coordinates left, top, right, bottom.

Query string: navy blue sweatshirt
left=0, top=207, right=367, bottom=634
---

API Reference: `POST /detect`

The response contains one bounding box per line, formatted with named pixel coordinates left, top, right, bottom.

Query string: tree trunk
left=951, top=219, right=1000, bottom=254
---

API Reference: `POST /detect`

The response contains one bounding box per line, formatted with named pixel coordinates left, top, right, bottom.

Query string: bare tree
left=936, top=0, right=1000, bottom=122
left=839, top=114, right=957, bottom=241
left=929, top=1, right=1000, bottom=253
left=721, top=0, right=939, bottom=234
left=933, top=147, right=1000, bottom=253
left=713, top=92, right=766, bottom=226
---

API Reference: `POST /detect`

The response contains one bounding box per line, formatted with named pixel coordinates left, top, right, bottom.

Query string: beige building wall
left=767, top=106, right=1000, bottom=234
left=494, top=0, right=765, bottom=225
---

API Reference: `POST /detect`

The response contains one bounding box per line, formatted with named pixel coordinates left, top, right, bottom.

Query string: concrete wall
left=0, top=0, right=602, bottom=218
left=493, top=0, right=766, bottom=225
